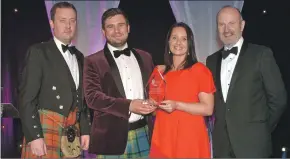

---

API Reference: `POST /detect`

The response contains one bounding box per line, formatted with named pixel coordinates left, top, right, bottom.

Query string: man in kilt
left=83, top=8, right=156, bottom=158
left=19, top=2, right=90, bottom=158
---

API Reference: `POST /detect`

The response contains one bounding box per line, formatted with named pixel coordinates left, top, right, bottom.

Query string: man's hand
left=129, top=99, right=156, bottom=115
left=81, top=135, right=90, bottom=150
left=29, top=138, right=47, bottom=156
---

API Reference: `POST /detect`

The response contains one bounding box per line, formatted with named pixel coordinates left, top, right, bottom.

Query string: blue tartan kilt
left=97, top=125, right=150, bottom=159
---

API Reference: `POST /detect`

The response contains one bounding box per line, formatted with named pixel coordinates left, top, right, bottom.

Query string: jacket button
left=59, top=105, right=63, bottom=109
left=56, top=95, right=60, bottom=99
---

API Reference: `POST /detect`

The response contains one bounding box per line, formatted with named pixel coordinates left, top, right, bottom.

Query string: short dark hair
left=163, top=22, right=198, bottom=74
left=50, top=2, right=77, bottom=21
left=101, top=8, right=129, bottom=29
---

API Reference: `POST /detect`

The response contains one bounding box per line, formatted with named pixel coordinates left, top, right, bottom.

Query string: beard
left=107, top=38, right=128, bottom=48
left=221, top=31, right=241, bottom=46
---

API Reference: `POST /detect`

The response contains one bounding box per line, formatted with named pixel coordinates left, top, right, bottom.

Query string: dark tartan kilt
left=21, top=108, right=79, bottom=159
left=97, top=125, right=150, bottom=159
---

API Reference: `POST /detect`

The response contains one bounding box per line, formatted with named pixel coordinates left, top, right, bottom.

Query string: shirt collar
left=107, top=43, right=128, bottom=58
left=53, top=36, right=72, bottom=54
left=224, top=37, right=244, bottom=54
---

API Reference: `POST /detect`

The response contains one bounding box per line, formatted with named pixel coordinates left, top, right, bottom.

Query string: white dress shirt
left=221, top=37, right=244, bottom=101
left=107, top=43, right=144, bottom=123
left=54, top=37, right=79, bottom=89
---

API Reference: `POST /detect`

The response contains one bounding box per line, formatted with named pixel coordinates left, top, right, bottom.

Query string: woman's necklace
left=172, top=61, right=185, bottom=71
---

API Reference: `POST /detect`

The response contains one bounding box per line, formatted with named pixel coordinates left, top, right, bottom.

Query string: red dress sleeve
left=194, top=63, right=216, bottom=94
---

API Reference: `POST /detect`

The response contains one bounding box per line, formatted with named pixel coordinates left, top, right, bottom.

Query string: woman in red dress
left=149, top=22, right=216, bottom=158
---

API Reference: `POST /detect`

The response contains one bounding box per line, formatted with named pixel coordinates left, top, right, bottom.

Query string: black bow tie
left=62, top=44, right=76, bottom=55
left=113, top=48, right=131, bottom=58
left=222, top=47, right=238, bottom=59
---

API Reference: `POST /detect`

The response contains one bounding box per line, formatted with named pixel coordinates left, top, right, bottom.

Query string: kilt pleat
left=21, top=108, right=78, bottom=159
left=97, top=125, right=150, bottom=159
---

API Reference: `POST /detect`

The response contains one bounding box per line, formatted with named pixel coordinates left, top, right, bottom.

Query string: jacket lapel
left=103, top=45, right=149, bottom=98
left=215, top=49, right=225, bottom=103
left=73, top=48, right=83, bottom=90
left=131, top=48, right=153, bottom=137
left=226, top=42, right=248, bottom=100
left=103, top=45, right=126, bottom=98
left=47, top=39, right=76, bottom=90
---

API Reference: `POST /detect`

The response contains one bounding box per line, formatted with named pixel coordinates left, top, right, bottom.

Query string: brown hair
left=101, top=8, right=129, bottom=29
left=50, top=2, right=77, bottom=21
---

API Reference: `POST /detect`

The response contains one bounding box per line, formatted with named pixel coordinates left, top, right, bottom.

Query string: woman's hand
left=143, top=98, right=158, bottom=107
left=159, top=100, right=177, bottom=113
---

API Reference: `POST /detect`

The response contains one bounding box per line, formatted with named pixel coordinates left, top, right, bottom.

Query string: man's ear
left=49, top=19, right=54, bottom=30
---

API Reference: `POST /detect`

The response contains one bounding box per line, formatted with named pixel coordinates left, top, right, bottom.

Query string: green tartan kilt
left=97, top=125, right=150, bottom=159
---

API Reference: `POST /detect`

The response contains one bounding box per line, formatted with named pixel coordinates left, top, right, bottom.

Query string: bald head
left=217, top=6, right=245, bottom=46
left=217, top=6, right=243, bottom=21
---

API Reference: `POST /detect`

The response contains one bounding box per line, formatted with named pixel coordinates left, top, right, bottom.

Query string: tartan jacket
left=18, top=39, right=91, bottom=143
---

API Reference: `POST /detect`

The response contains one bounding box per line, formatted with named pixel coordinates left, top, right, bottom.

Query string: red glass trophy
left=145, top=69, right=166, bottom=106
